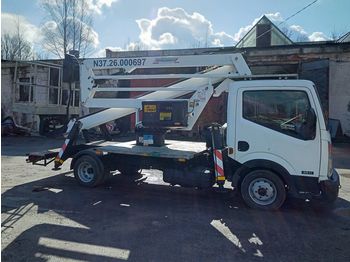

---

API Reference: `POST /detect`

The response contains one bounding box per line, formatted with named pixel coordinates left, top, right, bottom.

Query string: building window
left=74, top=90, right=80, bottom=107
left=59, top=82, right=80, bottom=107
left=73, top=82, right=80, bottom=107
left=243, top=90, right=313, bottom=139
left=49, top=88, right=59, bottom=104
left=17, top=77, right=33, bottom=102
left=50, top=68, right=60, bottom=86
left=61, top=89, right=69, bottom=105
left=48, top=67, right=61, bottom=105
left=256, top=24, right=271, bottom=47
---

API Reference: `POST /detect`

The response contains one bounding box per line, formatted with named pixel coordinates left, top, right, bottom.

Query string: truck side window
left=243, top=90, right=315, bottom=140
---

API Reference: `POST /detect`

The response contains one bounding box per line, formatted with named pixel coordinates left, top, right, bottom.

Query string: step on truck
left=27, top=53, right=340, bottom=210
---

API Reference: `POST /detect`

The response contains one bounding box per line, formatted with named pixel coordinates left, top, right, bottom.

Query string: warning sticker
left=160, top=112, right=172, bottom=121
left=144, top=104, right=156, bottom=113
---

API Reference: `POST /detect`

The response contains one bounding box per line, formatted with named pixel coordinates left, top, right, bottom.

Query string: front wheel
left=240, top=170, right=286, bottom=210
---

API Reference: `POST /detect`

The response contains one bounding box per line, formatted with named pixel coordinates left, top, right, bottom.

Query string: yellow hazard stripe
left=217, top=176, right=226, bottom=181
left=55, top=158, right=64, bottom=164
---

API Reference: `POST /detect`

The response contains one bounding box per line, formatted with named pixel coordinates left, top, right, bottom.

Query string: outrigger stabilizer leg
left=54, top=119, right=82, bottom=170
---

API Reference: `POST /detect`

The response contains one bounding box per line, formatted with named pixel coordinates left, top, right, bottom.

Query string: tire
left=240, top=170, right=286, bottom=211
left=73, top=155, right=105, bottom=187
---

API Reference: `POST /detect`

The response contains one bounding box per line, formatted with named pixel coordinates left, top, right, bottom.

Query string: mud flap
left=320, top=169, right=340, bottom=202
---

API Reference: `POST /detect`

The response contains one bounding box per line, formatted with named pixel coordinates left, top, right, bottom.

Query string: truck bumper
left=319, top=169, right=340, bottom=202
left=289, top=169, right=340, bottom=201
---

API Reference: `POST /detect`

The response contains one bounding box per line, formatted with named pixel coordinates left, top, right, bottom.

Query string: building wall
left=1, top=67, right=14, bottom=119
left=329, top=60, right=350, bottom=136
left=35, top=66, right=50, bottom=106
left=1, top=64, right=51, bottom=128
left=1, top=61, right=80, bottom=133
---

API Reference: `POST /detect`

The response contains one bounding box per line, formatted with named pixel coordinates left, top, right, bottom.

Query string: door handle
left=238, top=141, right=249, bottom=152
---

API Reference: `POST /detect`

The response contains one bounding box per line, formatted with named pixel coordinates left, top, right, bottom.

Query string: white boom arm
left=79, top=53, right=251, bottom=130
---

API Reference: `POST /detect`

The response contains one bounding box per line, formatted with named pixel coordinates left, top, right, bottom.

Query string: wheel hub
left=248, top=178, right=277, bottom=205
left=257, top=187, right=267, bottom=196
left=78, top=162, right=94, bottom=183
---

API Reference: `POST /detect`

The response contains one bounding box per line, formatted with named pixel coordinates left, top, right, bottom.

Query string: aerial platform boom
left=78, top=53, right=251, bottom=130
left=54, top=53, right=253, bottom=167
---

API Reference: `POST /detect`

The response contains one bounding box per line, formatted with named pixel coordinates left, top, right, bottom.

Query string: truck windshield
left=243, top=90, right=315, bottom=139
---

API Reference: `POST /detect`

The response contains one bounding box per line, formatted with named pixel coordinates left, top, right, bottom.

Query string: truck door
left=234, top=86, right=321, bottom=177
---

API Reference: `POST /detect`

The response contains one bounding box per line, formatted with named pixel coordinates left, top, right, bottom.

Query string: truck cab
left=226, top=80, right=339, bottom=209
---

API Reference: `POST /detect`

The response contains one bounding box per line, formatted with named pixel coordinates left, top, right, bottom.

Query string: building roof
left=1, top=59, right=63, bottom=69
left=235, top=15, right=293, bottom=48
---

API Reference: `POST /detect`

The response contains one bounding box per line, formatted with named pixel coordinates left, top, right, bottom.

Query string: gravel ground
left=1, top=136, right=350, bottom=262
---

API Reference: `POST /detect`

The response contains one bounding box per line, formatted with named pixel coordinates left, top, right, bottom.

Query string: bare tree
left=1, top=18, right=33, bottom=60
left=40, top=0, right=95, bottom=58
left=190, top=39, right=202, bottom=49
left=295, top=34, right=309, bottom=42
left=330, top=29, right=346, bottom=41
left=280, top=26, right=294, bottom=39
left=280, top=26, right=310, bottom=42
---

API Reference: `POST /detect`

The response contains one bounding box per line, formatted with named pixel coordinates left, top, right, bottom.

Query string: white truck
left=27, top=53, right=340, bottom=210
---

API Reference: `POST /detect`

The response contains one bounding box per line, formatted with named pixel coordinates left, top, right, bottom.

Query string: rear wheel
left=73, top=155, right=105, bottom=187
left=240, top=170, right=286, bottom=210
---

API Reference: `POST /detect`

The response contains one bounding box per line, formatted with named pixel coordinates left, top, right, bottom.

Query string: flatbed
left=89, top=140, right=207, bottom=160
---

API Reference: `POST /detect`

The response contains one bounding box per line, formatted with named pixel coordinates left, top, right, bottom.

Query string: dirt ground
left=1, top=136, right=350, bottom=262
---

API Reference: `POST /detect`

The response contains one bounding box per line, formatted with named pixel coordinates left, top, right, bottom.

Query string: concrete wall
left=1, top=67, right=14, bottom=119
left=1, top=61, right=79, bottom=133
left=34, top=66, right=50, bottom=106
left=329, top=60, right=350, bottom=136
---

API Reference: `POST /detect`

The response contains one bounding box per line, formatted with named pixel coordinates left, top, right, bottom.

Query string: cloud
left=288, top=25, right=330, bottom=41
left=1, top=12, right=42, bottom=44
left=134, top=7, right=234, bottom=49
left=211, top=31, right=235, bottom=47
left=44, top=21, right=57, bottom=30
left=40, top=0, right=118, bottom=15
left=86, top=0, right=118, bottom=14
left=290, top=25, right=308, bottom=35
left=95, top=9, right=331, bottom=57
left=94, top=46, right=123, bottom=57
left=88, top=27, right=100, bottom=48
left=266, top=12, right=284, bottom=22
left=308, top=32, right=330, bottom=41
left=94, top=43, right=147, bottom=57
left=233, top=23, right=255, bottom=42
left=288, top=24, right=309, bottom=41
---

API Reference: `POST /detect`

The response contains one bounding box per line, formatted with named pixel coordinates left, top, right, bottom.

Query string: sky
left=1, top=0, right=349, bottom=58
